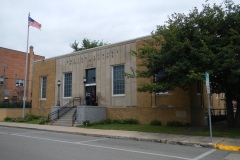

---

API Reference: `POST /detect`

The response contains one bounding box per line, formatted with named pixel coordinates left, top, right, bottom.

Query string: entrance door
left=85, top=86, right=96, bottom=105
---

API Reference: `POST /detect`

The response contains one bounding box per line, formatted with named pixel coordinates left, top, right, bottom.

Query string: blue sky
left=1, top=0, right=238, bottom=58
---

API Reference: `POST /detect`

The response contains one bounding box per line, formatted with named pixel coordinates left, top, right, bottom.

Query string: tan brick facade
left=107, top=107, right=190, bottom=125
left=122, top=39, right=192, bottom=124
left=0, top=108, right=31, bottom=121
left=32, top=59, right=56, bottom=111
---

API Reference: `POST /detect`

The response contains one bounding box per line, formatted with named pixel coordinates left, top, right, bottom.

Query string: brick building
left=0, top=36, right=225, bottom=125
left=0, top=46, right=44, bottom=103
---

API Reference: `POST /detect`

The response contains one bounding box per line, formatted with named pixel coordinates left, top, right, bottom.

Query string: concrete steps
left=52, top=108, right=77, bottom=127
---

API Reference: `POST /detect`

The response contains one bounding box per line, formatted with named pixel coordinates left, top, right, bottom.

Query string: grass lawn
left=190, top=122, right=240, bottom=138
left=80, top=121, right=240, bottom=138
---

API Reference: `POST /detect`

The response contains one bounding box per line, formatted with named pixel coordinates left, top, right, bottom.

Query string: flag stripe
left=28, top=17, right=41, bottom=30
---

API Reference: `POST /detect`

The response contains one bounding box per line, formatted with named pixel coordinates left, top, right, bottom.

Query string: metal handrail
left=82, top=96, right=98, bottom=106
left=48, top=97, right=81, bottom=122
left=72, top=109, right=77, bottom=126
left=210, top=108, right=227, bottom=116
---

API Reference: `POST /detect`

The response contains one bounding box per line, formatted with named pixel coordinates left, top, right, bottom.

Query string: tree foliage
left=70, top=38, right=108, bottom=51
left=134, top=0, right=240, bottom=127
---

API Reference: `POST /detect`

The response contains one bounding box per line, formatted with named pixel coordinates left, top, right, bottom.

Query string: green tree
left=133, top=0, right=240, bottom=127
left=70, top=38, right=108, bottom=51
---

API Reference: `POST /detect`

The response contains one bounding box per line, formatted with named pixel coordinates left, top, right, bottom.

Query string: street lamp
left=57, top=80, right=61, bottom=106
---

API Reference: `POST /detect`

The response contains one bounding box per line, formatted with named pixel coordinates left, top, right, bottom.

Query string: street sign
left=205, top=72, right=210, bottom=94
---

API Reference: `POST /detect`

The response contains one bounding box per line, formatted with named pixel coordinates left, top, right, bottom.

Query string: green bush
left=123, top=118, right=139, bottom=124
left=111, top=119, right=120, bottom=124
left=167, top=121, right=183, bottom=127
left=25, top=114, right=39, bottom=121
left=12, top=117, right=26, bottom=123
left=4, top=117, right=13, bottom=122
left=83, top=120, right=91, bottom=126
left=150, top=120, right=162, bottom=126
left=103, top=119, right=112, bottom=124
left=98, top=118, right=139, bottom=125
left=39, top=117, right=48, bottom=125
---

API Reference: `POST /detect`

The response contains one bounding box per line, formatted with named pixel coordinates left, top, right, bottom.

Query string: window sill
left=112, top=94, right=125, bottom=97
left=63, top=97, right=72, bottom=99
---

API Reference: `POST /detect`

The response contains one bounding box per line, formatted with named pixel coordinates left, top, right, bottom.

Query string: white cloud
left=0, top=0, right=238, bottom=58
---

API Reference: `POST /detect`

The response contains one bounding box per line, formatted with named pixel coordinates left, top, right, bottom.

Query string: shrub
left=25, top=114, right=39, bottom=121
left=167, top=121, right=183, bottom=127
left=150, top=120, right=162, bottom=126
left=103, top=119, right=112, bottom=124
left=123, top=118, right=139, bottom=124
left=85, top=118, right=139, bottom=126
left=13, top=117, right=26, bottom=122
left=83, top=120, right=91, bottom=126
left=39, top=117, right=48, bottom=125
left=4, top=117, right=13, bottom=122
left=105, top=118, right=139, bottom=125
left=112, top=119, right=120, bottom=124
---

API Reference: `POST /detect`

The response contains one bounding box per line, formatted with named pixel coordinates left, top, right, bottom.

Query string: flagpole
left=23, top=12, right=30, bottom=118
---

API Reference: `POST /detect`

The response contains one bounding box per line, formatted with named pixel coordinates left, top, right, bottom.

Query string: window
left=16, top=79, right=24, bottom=87
left=86, top=68, right=96, bottom=84
left=12, top=96, right=17, bottom=102
left=64, top=73, right=72, bottom=97
left=154, top=70, right=166, bottom=83
left=0, top=77, right=3, bottom=85
left=41, top=76, right=47, bottom=99
left=154, top=69, right=168, bottom=94
left=113, top=65, right=125, bottom=95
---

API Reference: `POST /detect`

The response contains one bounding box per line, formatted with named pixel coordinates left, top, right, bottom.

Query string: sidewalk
left=0, top=122, right=239, bottom=153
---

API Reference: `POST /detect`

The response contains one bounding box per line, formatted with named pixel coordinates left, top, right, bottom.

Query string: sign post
left=205, top=72, right=213, bottom=142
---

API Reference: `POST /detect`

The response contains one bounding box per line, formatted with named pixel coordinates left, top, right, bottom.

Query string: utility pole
left=1, top=64, right=6, bottom=102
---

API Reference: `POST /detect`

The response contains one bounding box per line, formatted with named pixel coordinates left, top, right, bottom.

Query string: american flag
left=28, top=17, right=41, bottom=30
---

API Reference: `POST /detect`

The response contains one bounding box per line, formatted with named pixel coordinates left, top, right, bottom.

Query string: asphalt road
left=0, top=126, right=233, bottom=160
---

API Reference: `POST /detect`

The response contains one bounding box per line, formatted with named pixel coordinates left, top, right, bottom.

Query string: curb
left=214, top=144, right=240, bottom=152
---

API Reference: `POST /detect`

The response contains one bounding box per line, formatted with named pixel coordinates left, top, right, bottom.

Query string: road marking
left=12, top=131, right=46, bottom=135
left=78, top=143, right=191, bottom=160
left=192, top=149, right=216, bottom=160
left=13, top=134, right=77, bottom=144
left=12, top=134, right=191, bottom=160
left=0, top=131, right=8, bottom=135
left=75, top=138, right=108, bottom=144
left=11, top=131, right=46, bottom=136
